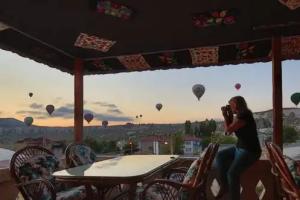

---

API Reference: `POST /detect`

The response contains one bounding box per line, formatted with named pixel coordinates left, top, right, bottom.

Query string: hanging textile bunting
left=97, top=1, right=133, bottom=20
left=74, top=33, right=116, bottom=52
left=236, top=43, right=255, bottom=60
left=189, top=47, right=219, bottom=65
left=93, top=59, right=112, bottom=70
left=282, top=36, right=300, bottom=58
left=118, top=54, right=150, bottom=70
left=279, top=0, right=300, bottom=10
left=192, top=9, right=237, bottom=28
left=0, top=22, right=9, bottom=31
left=159, top=52, right=178, bottom=65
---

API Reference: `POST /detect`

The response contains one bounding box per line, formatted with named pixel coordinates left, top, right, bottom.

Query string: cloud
left=107, top=108, right=123, bottom=114
left=93, top=101, right=117, bottom=109
left=65, top=103, right=74, bottom=108
left=16, top=103, right=134, bottom=122
left=29, top=103, right=44, bottom=109
left=16, top=110, right=44, bottom=115
left=94, top=113, right=133, bottom=122
left=52, top=106, right=74, bottom=118
left=54, top=97, right=63, bottom=103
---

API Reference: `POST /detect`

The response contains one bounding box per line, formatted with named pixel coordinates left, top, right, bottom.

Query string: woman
left=215, top=96, right=261, bottom=200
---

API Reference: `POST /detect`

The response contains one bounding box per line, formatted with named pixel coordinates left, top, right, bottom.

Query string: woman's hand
left=221, top=106, right=228, bottom=117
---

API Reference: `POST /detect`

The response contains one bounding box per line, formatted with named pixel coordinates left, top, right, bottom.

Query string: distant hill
left=254, top=107, right=300, bottom=118
left=0, top=107, right=300, bottom=148
left=0, top=118, right=26, bottom=128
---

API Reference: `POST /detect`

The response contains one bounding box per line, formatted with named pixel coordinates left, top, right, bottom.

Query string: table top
left=53, top=155, right=178, bottom=181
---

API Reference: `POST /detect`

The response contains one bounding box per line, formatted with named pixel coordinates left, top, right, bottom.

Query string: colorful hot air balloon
left=29, top=92, right=33, bottom=98
left=102, top=120, right=108, bottom=128
left=46, top=104, right=55, bottom=115
left=84, top=113, right=94, bottom=123
left=156, top=103, right=163, bottom=111
left=291, top=93, right=300, bottom=106
left=235, top=83, right=241, bottom=90
left=192, top=84, right=205, bottom=100
left=24, top=117, right=33, bottom=126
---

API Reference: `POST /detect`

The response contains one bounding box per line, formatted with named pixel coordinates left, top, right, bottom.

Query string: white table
left=53, top=155, right=179, bottom=199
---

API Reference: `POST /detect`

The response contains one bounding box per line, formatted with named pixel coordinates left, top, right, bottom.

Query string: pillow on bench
left=284, top=156, right=300, bottom=187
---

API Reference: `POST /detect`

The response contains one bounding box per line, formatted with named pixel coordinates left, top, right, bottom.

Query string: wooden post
left=272, top=37, right=283, bottom=149
left=74, top=59, right=84, bottom=142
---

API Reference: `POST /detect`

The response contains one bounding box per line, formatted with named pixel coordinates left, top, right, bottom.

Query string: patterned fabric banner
left=282, top=36, right=300, bottom=58
left=279, top=0, right=300, bottom=10
left=0, top=22, right=9, bottom=31
left=118, top=54, right=150, bottom=70
left=189, top=47, right=219, bottom=65
left=74, top=33, right=116, bottom=52
left=192, top=9, right=237, bottom=28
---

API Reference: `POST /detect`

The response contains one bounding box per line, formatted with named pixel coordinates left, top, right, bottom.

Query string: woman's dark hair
left=229, top=96, right=250, bottom=114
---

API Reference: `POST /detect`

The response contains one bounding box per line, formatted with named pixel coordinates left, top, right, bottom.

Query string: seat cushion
left=19, top=154, right=59, bottom=183
left=284, top=156, right=300, bottom=187
left=182, top=159, right=200, bottom=185
left=56, top=186, right=87, bottom=200
left=69, top=145, right=96, bottom=166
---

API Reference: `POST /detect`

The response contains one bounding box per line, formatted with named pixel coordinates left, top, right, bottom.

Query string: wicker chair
left=140, top=143, right=219, bottom=200
left=10, top=146, right=88, bottom=200
left=265, top=142, right=300, bottom=200
left=65, top=143, right=124, bottom=199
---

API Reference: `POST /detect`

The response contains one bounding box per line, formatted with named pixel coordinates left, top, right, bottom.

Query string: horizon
left=1, top=106, right=300, bottom=128
left=1, top=49, right=300, bottom=127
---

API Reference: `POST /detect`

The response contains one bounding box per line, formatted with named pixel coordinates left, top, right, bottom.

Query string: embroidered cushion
left=56, top=186, right=87, bottom=200
left=284, top=156, right=300, bottom=187
left=69, top=145, right=96, bottom=166
left=182, top=159, right=201, bottom=185
left=19, top=154, right=59, bottom=183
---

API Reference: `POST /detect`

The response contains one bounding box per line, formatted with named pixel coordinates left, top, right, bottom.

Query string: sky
left=0, top=49, right=299, bottom=127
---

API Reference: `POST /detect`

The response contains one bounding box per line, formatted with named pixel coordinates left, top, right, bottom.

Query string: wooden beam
left=272, top=36, right=283, bottom=149
left=74, top=59, right=84, bottom=142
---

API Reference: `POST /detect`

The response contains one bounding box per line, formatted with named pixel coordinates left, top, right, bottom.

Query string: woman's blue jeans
left=215, top=146, right=260, bottom=200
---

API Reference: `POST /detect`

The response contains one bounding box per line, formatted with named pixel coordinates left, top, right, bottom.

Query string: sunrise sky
left=0, top=49, right=299, bottom=127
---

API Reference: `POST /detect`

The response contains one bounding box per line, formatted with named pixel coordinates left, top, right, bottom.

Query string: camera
left=225, top=105, right=231, bottom=112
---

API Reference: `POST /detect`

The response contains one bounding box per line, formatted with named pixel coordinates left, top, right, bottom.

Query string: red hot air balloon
left=235, top=83, right=241, bottom=90
left=84, top=113, right=94, bottom=123
left=46, top=105, right=55, bottom=115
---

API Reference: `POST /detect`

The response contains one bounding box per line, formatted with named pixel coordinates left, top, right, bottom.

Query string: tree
left=173, top=132, right=184, bottom=154
left=184, top=120, right=193, bottom=135
left=283, top=126, right=299, bottom=143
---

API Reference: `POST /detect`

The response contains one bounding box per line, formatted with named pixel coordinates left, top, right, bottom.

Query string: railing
left=205, top=160, right=279, bottom=200
left=1, top=156, right=280, bottom=200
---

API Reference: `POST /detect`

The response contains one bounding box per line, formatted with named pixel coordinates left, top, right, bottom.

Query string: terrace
left=1, top=0, right=300, bottom=199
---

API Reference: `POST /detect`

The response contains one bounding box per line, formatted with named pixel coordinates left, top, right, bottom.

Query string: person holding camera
left=215, top=96, right=261, bottom=200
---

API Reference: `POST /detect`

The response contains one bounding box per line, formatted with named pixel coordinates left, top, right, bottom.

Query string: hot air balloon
left=84, top=113, right=94, bottom=123
left=139, top=114, right=143, bottom=118
left=29, top=92, right=33, bottom=98
left=291, top=93, right=300, bottom=106
left=235, top=83, right=241, bottom=90
left=46, top=104, right=55, bottom=115
left=156, top=103, right=163, bottom=111
left=24, top=117, right=33, bottom=126
left=192, top=84, right=205, bottom=100
left=102, top=120, right=108, bottom=128
left=136, top=115, right=139, bottom=119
